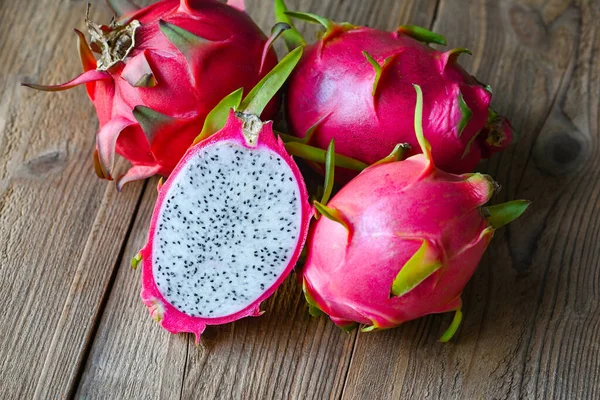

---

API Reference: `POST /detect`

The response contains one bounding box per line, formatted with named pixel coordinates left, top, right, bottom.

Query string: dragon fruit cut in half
left=134, top=47, right=312, bottom=342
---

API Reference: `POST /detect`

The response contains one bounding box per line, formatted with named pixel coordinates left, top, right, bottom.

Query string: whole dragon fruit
left=301, top=85, right=528, bottom=340
left=276, top=1, right=513, bottom=181
left=23, top=0, right=278, bottom=189
left=134, top=48, right=312, bottom=342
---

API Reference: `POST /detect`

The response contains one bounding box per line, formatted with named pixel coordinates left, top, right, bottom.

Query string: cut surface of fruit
left=151, top=138, right=303, bottom=318
left=139, top=110, right=311, bottom=341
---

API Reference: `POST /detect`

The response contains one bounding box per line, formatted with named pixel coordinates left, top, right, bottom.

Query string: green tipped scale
left=439, top=309, right=463, bottom=343
left=369, top=143, right=411, bottom=168
left=260, top=22, right=293, bottom=73
left=131, top=73, right=156, bottom=88
left=363, top=51, right=396, bottom=97
left=361, top=324, right=379, bottom=333
left=284, top=11, right=356, bottom=43
left=397, top=25, right=447, bottom=45
left=194, top=88, right=244, bottom=145
left=320, top=139, right=336, bottom=205
left=412, top=84, right=433, bottom=162
left=482, top=200, right=531, bottom=229
left=133, top=106, right=174, bottom=143
left=457, top=93, right=473, bottom=137
left=391, top=240, right=443, bottom=298
left=283, top=142, right=369, bottom=172
left=278, top=113, right=330, bottom=145
left=284, top=11, right=335, bottom=33
left=313, top=202, right=351, bottom=232
left=443, top=47, right=472, bottom=68
left=240, top=46, right=304, bottom=116
left=274, top=0, right=306, bottom=50
left=131, top=252, right=143, bottom=270
left=303, top=279, right=324, bottom=317
left=158, top=20, right=213, bottom=56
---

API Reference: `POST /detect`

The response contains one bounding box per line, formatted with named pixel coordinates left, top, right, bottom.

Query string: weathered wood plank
left=342, top=0, right=600, bottom=399
left=31, top=176, right=145, bottom=399
left=75, top=179, right=188, bottom=399
left=75, top=1, right=439, bottom=399
left=0, top=1, right=147, bottom=398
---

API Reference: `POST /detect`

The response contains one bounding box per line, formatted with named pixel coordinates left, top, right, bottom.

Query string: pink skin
left=286, top=26, right=512, bottom=182
left=139, top=112, right=312, bottom=342
left=301, top=154, right=496, bottom=329
left=24, top=0, right=278, bottom=188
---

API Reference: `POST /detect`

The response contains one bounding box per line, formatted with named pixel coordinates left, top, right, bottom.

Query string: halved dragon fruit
left=301, top=85, right=528, bottom=340
left=23, top=0, right=278, bottom=188
left=275, top=0, right=513, bottom=182
left=135, top=48, right=311, bottom=341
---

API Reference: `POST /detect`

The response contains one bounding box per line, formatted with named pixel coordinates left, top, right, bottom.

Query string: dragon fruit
left=275, top=1, right=513, bottom=181
left=23, top=0, right=278, bottom=189
left=134, top=48, right=311, bottom=341
left=301, top=85, right=528, bottom=340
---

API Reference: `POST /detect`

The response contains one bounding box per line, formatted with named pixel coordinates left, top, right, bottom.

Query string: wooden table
left=2, top=0, right=599, bottom=398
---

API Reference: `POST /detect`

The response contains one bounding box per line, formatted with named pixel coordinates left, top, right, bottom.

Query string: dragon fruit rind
left=302, top=85, right=528, bottom=340
left=23, top=0, right=278, bottom=189
left=277, top=3, right=513, bottom=181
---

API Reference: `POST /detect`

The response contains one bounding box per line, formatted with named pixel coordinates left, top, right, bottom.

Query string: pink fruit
left=133, top=48, right=311, bottom=341
left=136, top=111, right=311, bottom=341
left=301, top=85, right=528, bottom=340
left=278, top=5, right=513, bottom=181
left=23, top=0, right=278, bottom=189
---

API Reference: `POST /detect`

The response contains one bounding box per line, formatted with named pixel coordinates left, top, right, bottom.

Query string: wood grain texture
left=342, top=0, right=600, bottom=399
left=1, top=0, right=598, bottom=399
left=0, top=1, right=146, bottom=399
left=75, top=178, right=188, bottom=399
